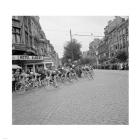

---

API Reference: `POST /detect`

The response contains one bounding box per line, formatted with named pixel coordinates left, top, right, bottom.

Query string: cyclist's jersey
left=71, top=68, right=75, bottom=73
left=32, top=72, right=40, bottom=79
left=61, top=69, right=66, bottom=77
left=49, top=70, right=57, bottom=81
left=58, top=68, right=63, bottom=72
left=54, top=70, right=60, bottom=77
left=84, top=66, right=90, bottom=71
left=55, top=69, right=59, bottom=75
left=65, top=69, right=71, bottom=77
left=45, top=70, right=51, bottom=77
left=57, top=68, right=63, bottom=76
left=28, top=72, right=35, bottom=79
left=12, top=74, right=15, bottom=81
left=51, top=70, right=57, bottom=77
left=14, top=72, right=20, bottom=81
left=89, top=67, right=93, bottom=71
left=65, top=68, right=70, bottom=72
left=21, top=72, right=28, bottom=77
left=38, top=71, right=46, bottom=80
left=82, top=67, right=86, bottom=71
left=20, top=72, right=29, bottom=82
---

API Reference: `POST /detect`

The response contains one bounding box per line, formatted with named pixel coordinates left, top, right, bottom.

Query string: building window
left=120, top=44, right=122, bottom=49
left=40, top=48, right=44, bottom=55
left=16, top=35, right=20, bottom=43
left=12, top=16, right=19, bottom=20
left=24, top=17, right=28, bottom=26
left=28, top=19, right=32, bottom=33
left=123, top=41, right=126, bottom=48
left=12, top=34, right=15, bottom=43
left=123, top=28, right=126, bottom=34
left=29, top=36, right=32, bottom=47
left=34, top=38, right=38, bottom=47
left=126, top=28, right=128, bottom=35
left=25, top=31, right=28, bottom=45
left=12, top=27, right=20, bottom=43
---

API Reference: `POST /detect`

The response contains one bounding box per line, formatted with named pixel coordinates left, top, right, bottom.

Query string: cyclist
left=20, top=69, right=28, bottom=84
left=65, top=66, right=72, bottom=82
left=14, top=69, right=21, bottom=88
left=45, top=69, right=51, bottom=86
left=50, top=69, right=58, bottom=88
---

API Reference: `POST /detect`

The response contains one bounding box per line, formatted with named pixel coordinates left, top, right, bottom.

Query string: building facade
left=104, top=16, right=129, bottom=64
left=12, top=16, right=59, bottom=71
left=97, top=39, right=109, bottom=65
left=95, top=16, right=129, bottom=67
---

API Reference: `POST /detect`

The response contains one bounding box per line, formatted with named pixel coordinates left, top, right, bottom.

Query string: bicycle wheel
left=15, top=83, right=25, bottom=94
left=15, top=83, right=20, bottom=92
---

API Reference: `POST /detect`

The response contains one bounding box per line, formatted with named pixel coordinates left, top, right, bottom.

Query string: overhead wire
left=45, top=29, right=103, bottom=37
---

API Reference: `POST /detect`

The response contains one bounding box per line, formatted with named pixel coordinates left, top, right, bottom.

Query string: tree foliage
left=80, top=57, right=95, bottom=65
left=62, top=39, right=82, bottom=64
left=116, top=51, right=128, bottom=63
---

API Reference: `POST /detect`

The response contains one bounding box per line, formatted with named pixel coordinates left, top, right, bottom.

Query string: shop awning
left=12, top=43, right=37, bottom=55
left=12, top=65, right=22, bottom=69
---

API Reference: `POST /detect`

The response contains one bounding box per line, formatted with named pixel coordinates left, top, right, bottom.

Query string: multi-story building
left=12, top=16, right=42, bottom=55
left=12, top=16, right=59, bottom=71
left=97, top=38, right=109, bottom=65
left=89, top=38, right=101, bottom=65
left=104, top=16, right=129, bottom=64
left=96, top=16, right=129, bottom=67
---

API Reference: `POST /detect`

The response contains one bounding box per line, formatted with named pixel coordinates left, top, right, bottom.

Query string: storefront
left=25, top=61, right=54, bottom=72
left=12, top=55, right=55, bottom=72
left=12, top=55, right=43, bottom=72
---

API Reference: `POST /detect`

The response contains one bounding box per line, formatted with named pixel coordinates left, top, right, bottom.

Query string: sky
left=39, top=16, right=116, bottom=58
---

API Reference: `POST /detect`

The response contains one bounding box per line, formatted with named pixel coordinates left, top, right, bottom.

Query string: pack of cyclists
left=12, top=64, right=95, bottom=93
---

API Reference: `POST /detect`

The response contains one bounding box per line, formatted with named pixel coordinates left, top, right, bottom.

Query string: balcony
left=12, top=43, right=37, bottom=55
left=12, top=20, right=20, bottom=28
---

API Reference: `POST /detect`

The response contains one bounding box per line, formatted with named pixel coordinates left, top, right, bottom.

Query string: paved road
left=12, top=70, right=128, bottom=125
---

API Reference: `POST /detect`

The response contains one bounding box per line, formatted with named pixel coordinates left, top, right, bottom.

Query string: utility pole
left=70, top=29, right=74, bottom=61
left=70, top=29, right=72, bottom=42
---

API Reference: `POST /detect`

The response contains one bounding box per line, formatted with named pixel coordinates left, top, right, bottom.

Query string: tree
left=80, top=57, right=94, bottom=65
left=110, top=57, right=118, bottom=64
left=62, top=39, right=82, bottom=64
left=116, top=51, right=128, bottom=63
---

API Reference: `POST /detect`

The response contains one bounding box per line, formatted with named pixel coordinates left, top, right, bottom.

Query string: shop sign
left=43, top=56, right=52, bottom=61
left=12, top=55, right=43, bottom=60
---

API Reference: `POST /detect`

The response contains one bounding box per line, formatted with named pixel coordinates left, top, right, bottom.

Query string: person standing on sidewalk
left=12, top=70, right=16, bottom=92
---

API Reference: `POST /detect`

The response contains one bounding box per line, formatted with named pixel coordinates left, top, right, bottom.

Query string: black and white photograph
left=12, top=16, right=129, bottom=125
left=1, top=0, right=140, bottom=139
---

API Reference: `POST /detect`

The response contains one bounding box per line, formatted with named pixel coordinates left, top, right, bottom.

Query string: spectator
left=12, top=70, right=16, bottom=92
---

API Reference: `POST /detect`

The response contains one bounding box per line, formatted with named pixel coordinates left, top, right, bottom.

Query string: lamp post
left=70, top=29, right=74, bottom=61
left=70, top=29, right=72, bottom=42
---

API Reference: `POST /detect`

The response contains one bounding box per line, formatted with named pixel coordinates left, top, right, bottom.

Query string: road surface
left=12, top=70, right=128, bottom=125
